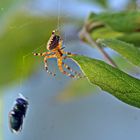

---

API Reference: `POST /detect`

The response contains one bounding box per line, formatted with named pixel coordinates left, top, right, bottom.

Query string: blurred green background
left=1, top=0, right=140, bottom=140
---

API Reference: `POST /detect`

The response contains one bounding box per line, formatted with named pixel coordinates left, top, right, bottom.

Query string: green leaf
left=97, top=38, right=140, bottom=67
left=88, top=11, right=140, bottom=32
left=90, top=27, right=140, bottom=47
left=72, top=55, right=140, bottom=108
left=86, top=11, right=140, bottom=48
left=118, top=33, right=140, bottom=47
left=90, top=27, right=123, bottom=40
left=81, top=0, right=108, bottom=8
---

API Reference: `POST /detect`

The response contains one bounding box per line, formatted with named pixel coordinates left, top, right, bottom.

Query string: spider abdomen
left=47, top=35, right=60, bottom=50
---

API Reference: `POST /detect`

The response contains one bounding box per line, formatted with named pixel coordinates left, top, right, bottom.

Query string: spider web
left=18, top=0, right=64, bottom=92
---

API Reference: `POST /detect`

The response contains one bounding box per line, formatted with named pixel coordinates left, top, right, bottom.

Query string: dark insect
left=9, top=94, right=28, bottom=133
left=34, top=29, right=82, bottom=78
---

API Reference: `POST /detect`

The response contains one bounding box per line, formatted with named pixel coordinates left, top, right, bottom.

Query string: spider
left=34, top=30, right=82, bottom=78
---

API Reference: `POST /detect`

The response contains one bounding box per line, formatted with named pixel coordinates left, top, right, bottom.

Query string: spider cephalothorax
left=34, top=30, right=82, bottom=78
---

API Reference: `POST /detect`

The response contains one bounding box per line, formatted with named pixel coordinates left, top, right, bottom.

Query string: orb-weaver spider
left=34, top=30, right=82, bottom=78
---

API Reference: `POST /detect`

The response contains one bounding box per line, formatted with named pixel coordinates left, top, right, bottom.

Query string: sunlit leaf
left=81, top=0, right=108, bottom=8
left=88, top=27, right=140, bottom=49
left=72, top=55, right=140, bottom=108
left=90, top=27, right=123, bottom=40
left=118, top=33, right=140, bottom=47
left=97, top=39, right=140, bottom=67
left=88, top=11, right=140, bottom=32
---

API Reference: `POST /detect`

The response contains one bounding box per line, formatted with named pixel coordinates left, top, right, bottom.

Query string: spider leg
left=34, top=52, right=51, bottom=56
left=60, top=50, right=77, bottom=58
left=62, top=62, right=82, bottom=78
left=65, top=52, right=76, bottom=56
left=44, top=55, right=56, bottom=76
left=57, top=58, right=76, bottom=79
left=57, top=37, right=75, bottom=56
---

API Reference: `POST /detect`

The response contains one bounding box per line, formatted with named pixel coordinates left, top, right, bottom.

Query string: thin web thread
left=57, top=0, right=61, bottom=31
left=19, top=43, right=45, bottom=91
left=19, top=0, right=63, bottom=88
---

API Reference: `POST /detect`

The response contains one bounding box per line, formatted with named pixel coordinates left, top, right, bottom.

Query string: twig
left=79, top=26, right=117, bottom=67
left=86, top=21, right=105, bottom=33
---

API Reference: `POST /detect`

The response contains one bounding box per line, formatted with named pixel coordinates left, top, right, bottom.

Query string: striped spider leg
left=34, top=52, right=56, bottom=76
left=61, top=55, right=83, bottom=79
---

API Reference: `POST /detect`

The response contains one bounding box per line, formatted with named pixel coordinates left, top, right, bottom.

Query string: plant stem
left=79, top=27, right=117, bottom=67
